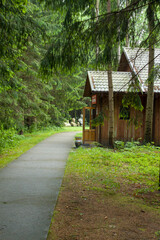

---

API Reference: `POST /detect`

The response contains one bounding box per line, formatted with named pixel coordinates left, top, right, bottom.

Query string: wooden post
left=83, top=107, right=85, bottom=144
left=89, top=109, right=92, bottom=129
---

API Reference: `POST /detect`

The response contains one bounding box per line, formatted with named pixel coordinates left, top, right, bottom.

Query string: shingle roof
left=88, top=71, right=132, bottom=92
left=123, top=47, right=160, bottom=92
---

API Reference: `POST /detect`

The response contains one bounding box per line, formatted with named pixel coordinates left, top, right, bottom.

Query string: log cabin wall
left=118, top=52, right=132, bottom=72
left=115, top=94, right=145, bottom=142
left=100, top=94, right=109, bottom=146
left=92, top=93, right=105, bottom=143
left=97, top=93, right=148, bottom=145
left=154, top=94, right=160, bottom=145
left=94, top=93, right=99, bottom=143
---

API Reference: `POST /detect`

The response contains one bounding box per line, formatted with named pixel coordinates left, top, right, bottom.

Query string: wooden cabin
left=83, top=47, right=160, bottom=145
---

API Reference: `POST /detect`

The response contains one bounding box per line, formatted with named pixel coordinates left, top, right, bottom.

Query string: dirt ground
left=47, top=174, right=160, bottom=240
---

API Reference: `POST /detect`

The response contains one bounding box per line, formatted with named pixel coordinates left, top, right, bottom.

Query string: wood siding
left=95, top=93, right=160, bottom=146
left=118, top=52, right=132, bottom=72
left=154, top=94, right=160, bottom=145
left=86, top=50, right=160, bottom=145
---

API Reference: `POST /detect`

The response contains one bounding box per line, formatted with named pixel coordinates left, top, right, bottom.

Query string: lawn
left=67, top=144, right=160, bottom=195
left=47, top=144, right=160, bottom=240
left=1, top=127, right=160, bottom=239
left=0, top=126, right=82, bottom=168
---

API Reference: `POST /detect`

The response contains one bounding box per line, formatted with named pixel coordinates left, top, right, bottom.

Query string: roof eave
left=87, top=71, right=95, bottom=91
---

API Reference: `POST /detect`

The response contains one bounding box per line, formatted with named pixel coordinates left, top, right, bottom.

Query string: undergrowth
left=67, top=144, right=160, bottom=196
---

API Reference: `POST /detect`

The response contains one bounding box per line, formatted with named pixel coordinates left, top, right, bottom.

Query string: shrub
left=114, top=141, right=125, bottom=149
left=0, top=126, right=25, bottom=153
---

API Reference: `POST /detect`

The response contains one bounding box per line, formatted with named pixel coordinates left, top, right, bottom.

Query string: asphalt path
left=0, top=131, right=77, bottom=240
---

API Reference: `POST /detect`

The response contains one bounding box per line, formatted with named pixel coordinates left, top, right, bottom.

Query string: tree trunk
left=108, top=66, right=114, bottom=147
left=144, top=4, right=155, bottom=143
left=159, top=160, right=160, bottom=190
left=117, top=0, right=121, bottom=62
left=96, top=0, right=101, bottom=142
left=107, top=0, right=114, bottom=147
left=96, top=0, right=100, bottom=62
left=126, top=0, right=129, bottom=47
left=107, top=0, right=111, bottom=12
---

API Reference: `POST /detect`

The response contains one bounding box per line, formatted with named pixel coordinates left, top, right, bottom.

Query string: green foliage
left=120, top=92, right=144, bottom=125
left=0, top=126, right=25, bottom=153
left=119, top=106, right=130, bottom=120
left=39, top=0, right=121, bottom=72
left=91, top=112, right=104, bottom=127
left=155, top=231, right=160, bottom=239
left=114, top=140, right=140, bottom=150
left=1, top=0, right=160, bottom=140
left=40, top=0, right=160, bottom=73
left=0, top=126, right=82, bottom=168
left=114, top=140, right=125, bottom=149
left=146, top=64, right=160, bottom=85
left=122, top=92, right=144, bottom=112
left=75, top=132, right=83, bottom=138
left=0, top=1, right=87, bottom=133
left=67, top=144, right=160, bottom=195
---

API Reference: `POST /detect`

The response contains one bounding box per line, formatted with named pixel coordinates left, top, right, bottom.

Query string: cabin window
left=119, top=106, right=130, bottom=120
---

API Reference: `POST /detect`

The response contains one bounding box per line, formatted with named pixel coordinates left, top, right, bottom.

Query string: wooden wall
left=154, top=94, right=160, bottom=145
left=94, top=93, right=160, bottom=146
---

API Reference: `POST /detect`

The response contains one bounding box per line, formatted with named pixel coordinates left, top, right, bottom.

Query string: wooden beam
left=89, top=109, right=92, bottom=129
left=83, top=107, right=85, bottom=144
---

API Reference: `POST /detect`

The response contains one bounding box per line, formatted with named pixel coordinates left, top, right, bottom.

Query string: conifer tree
left=107, top=0, right=114, bottom=147
left=144, top=1, right=155, bottom=143
left=40, top=0, right=160, bottom=142
left=0, top=0, right=87, bottom=131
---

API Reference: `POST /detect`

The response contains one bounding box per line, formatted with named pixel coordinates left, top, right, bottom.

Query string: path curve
left=0, top=131, right=77, bottom=240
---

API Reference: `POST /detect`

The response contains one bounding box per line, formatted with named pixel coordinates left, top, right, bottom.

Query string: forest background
left=0, top=0, right=160, bottom=152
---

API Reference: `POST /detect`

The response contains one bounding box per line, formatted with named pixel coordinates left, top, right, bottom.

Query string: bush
left=114, top=141, right=125, bottom=150
left=114, top=140, right=140, bottom=150
left=0, top=126, right=25, bottom=153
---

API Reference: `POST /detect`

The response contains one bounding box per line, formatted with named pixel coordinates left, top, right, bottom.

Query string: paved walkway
left=0, top=131, right=77, bottom=240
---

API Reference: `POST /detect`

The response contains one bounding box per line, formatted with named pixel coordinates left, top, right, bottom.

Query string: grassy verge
left=47, top=144, right=160, bottom=240
left=66, top=145, right=160, bottom=203
left=75, top=132, right=83, bottom=138
left=0, top=126, right=82, bottom=168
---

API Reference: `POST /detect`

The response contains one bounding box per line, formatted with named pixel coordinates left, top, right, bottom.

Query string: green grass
left=0, top=126, right=82, bottom=168
left=75, top=132, right=82, bottom=138
left=66, top=145, right=160, bottom=195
